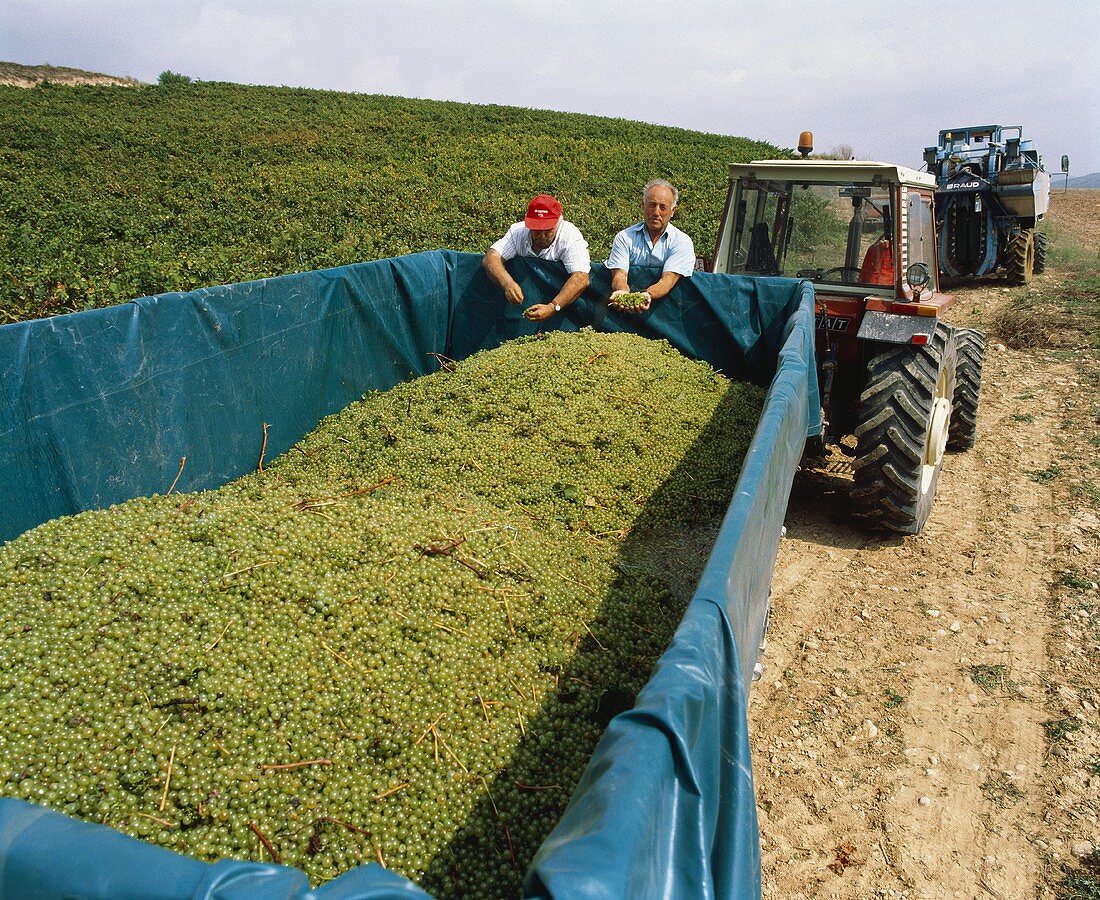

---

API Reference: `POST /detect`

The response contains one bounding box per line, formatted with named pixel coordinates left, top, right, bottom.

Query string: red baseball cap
left=524, top=194, right=562, bottom=230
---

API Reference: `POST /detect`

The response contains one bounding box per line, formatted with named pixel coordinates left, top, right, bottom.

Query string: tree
left=157, top=71, right=192, bottom=86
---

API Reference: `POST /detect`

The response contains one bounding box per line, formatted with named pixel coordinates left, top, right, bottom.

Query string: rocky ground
left=751, top=190, right=1100, bottom=899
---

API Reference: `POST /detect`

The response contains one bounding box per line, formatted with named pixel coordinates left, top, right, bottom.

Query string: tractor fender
left=856, top=310, right=936, bottom=345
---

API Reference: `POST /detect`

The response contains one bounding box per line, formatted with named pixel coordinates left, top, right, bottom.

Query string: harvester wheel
left=947, top=328, right=985, bottom=451
left=1005, top=230, right=1035, bottom=284
left=851, top=323, right=958, bottom=534
left=1033, top=232, right=1049, bottom=274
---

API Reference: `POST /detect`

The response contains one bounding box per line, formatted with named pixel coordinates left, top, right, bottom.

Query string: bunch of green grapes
left=0, top=329, right=764, bottom=897
left=611, top=291, right=650, bottom=311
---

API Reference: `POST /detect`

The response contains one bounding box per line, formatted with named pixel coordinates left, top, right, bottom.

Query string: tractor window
left=722, top=182, right=788, bottom=274
left=724, top=179, right=895, bottom=287
left=786, top=187, right=848, bottom=273
left=906, top=192, right=935, bottom=268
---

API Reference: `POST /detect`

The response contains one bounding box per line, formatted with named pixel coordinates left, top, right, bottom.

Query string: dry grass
left=988, top=294, right=1058, bottom=349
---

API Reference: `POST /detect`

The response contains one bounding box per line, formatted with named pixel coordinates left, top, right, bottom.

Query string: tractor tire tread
left=1005, top=230, right=1035, bottom=285
left=1033, top=231, right=1049, bottom=275
left=852, top=323, right=956, bottom=534
left=947, top=328, right=985, bottom=451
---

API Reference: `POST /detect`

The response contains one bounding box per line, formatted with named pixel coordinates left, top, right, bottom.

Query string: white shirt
left=490, top=220, right=591, bottom=274
left=605, top=221, right=696, bottom=277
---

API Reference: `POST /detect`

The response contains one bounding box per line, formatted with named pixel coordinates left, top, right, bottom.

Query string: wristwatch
left=553, top=303, right=562, bottom=312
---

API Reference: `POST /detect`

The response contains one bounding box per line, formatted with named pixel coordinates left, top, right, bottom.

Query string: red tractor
left=707, top=140, right=985, bottom=534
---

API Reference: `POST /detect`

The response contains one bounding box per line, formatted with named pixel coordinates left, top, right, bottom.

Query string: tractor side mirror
left=1062, top=154, right=1070, bottom=174
left=905, top=262, right=931, bottom=299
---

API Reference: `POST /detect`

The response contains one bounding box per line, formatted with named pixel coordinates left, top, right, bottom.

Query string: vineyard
left=0, top=80, right=779, bottom=322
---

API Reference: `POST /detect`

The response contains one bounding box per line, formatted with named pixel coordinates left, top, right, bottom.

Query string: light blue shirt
left=605, top=221, right=696, bottom=277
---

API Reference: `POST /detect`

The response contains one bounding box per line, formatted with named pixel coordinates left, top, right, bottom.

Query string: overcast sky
left=3, top=1, right=1098, bottom=176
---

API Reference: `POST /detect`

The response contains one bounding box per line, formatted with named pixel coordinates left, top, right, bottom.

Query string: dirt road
left=751, top=192, right=1100, bottom=899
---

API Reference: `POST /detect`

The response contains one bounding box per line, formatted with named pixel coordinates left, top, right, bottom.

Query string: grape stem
left=416, top=536, right=466, bottom=556
left=430, top=493, right=475, bottom=514
left=247, top=820, right=280, bottom=863
left=371, top=781, right=410, bottom=801
left=415, top=713, right=446, bottom=746
left=133, top=812, right=175, bottom=828
left=426, top=351, right=457, bottom=373
left=581, top=621, right=607, bottom=651
left=203, top=618, right=234, bottom=652
left=515, top=503, right=544, bottom=521
left=221, top=560, right=275, bottom=580
left=555, top=572, right=598, bottom=596
left=504, top=822, right=519, bottom=870
left=319, top=638, right=357, bottom=671
left=167, top=456, right=186, bottom=495
left=321, top=816, right=371, bottom=836
left=257, top=422, right=269, bottom=471
left=260, top=759, right=333, bottom=772
left=505, top=675, right=525, bottom=700
left=159, top=745, right=176, bottom=811
left=434, top=727, right=468, bottom=773
left=415, top=535, right=488, bottom=579
left=154, top=697, right=201, bottom=709
left=479, top=776, right=519, bottom=870
left=291, top=476, right=396, bottom=511
left=608, top=391, right=660, bottom=412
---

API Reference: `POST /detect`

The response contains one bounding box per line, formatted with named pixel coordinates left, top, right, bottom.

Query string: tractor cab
left=710, top=160, right=942, bottom=303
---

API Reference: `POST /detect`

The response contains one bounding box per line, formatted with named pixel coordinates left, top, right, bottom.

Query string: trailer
left=0, top=251, right=819, bottom=898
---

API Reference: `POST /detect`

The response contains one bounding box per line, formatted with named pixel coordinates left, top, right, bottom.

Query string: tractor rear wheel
left=1033, top=231, right=1049, bottom=274
left=852, top=323, right=958, bottom=534
left=947, top=328, right=985, bottom=451
left=1005, top=230, right=1035, bottom=284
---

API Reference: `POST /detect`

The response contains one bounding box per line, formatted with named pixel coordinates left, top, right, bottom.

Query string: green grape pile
left=0, top=329, right=764, bottom=897
left=611, top=291, right=650, bottom=311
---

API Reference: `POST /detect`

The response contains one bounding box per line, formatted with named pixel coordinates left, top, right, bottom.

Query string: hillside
left=0, top=60, right=141, bottom=88
left=1067, top=172, right=1100, bottom=189
left=0, top=79, right=780, bottom=322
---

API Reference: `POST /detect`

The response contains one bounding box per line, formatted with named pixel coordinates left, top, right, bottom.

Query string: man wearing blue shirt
left=606, top=179, right=696, bottom=313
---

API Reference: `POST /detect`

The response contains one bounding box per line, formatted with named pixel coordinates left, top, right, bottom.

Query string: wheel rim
left=921, top=370, right=953, bottom=494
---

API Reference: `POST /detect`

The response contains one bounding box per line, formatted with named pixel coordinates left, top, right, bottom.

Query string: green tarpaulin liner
left=0, top=251, right=819, bottom=899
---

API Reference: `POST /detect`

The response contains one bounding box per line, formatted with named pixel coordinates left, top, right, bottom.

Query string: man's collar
left=633, top=221, right=668, bottom=241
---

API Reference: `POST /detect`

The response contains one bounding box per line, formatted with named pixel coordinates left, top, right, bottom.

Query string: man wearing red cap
left=482, top=194, right=591, bottom=321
